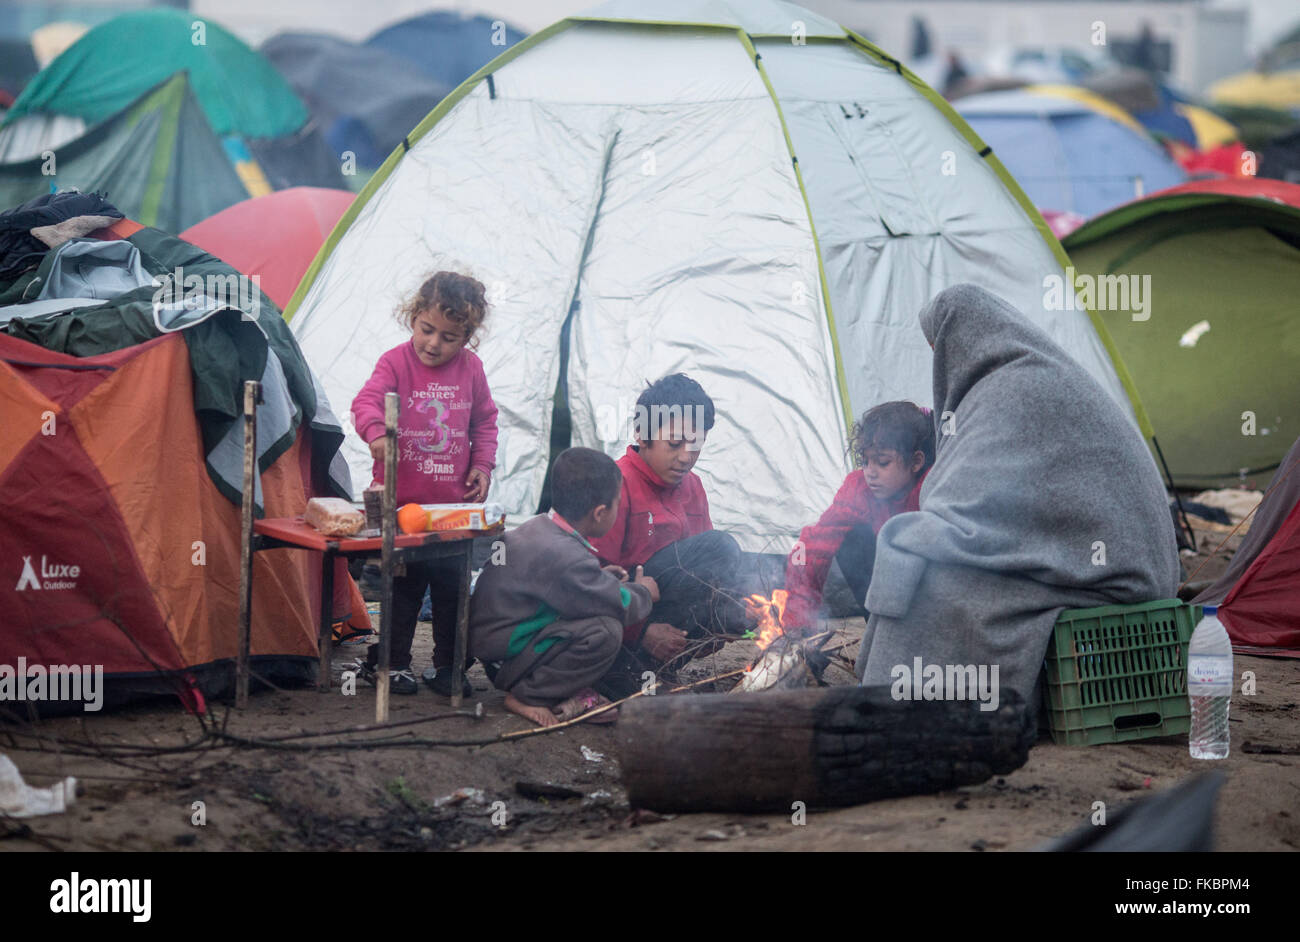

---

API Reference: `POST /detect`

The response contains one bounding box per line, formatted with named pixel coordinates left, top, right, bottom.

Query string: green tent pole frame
left=1153, top=434, right=1195, bottom=550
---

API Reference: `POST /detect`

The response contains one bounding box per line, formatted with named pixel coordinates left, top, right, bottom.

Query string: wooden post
left=317, top=550, right=334, bottom=691
left=235, top=380, right=260, bottom=709
left=617, top=686, right=1034, bottom=813
left=376, top=392, right=398, bottom=723
left=450, top=542, right=472, bottom=708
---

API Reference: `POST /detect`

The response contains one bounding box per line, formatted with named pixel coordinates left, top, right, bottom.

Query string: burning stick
left=734, top=590, right=822, bottom=693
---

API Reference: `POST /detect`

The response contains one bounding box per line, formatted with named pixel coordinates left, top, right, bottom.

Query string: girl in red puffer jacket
left=783, top=401, right=935, bottom=632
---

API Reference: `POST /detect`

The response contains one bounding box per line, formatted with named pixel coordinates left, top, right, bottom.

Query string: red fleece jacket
left=782, top=470, right=927, bottom=629
left=590, top=445, right=713, bottom=644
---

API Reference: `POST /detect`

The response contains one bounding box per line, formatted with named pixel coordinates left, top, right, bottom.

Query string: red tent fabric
left=2, top=219, right=373, bottom=711
left=1220, top=501, right=1300, bottom=656
left=1168, top=141, right=1251, bottom=178
left=180, top=186, right=353, bottom=311
left=1040, top=208, right=1086, bottom=238
left=1194, top=437, right=1300, bottom=657
left=1144, top=176, right=1300, bottom=205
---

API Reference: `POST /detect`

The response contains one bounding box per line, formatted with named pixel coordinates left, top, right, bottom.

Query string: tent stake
left=236, top=380, right=261, bottom=709
left=376, top=393, right=398, bottom=723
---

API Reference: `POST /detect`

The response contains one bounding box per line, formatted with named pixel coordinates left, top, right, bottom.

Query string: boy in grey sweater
left=470, top=447, right=659, bottom=726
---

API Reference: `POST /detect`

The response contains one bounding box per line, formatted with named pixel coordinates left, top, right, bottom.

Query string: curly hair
left=849, top=400, right=935, bottom=471
left=396, top=271, right=488, bottom=349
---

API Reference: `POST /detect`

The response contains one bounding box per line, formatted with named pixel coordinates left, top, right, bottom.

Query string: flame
left=744, top=589, right=789, bottom=656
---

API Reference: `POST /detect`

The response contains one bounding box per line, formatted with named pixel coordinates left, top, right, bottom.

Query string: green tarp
left=2, top=225, right=347, bottom=506
left=3, top=8, right=307, bottom=139
left=0, top=75, right=247, bottom=235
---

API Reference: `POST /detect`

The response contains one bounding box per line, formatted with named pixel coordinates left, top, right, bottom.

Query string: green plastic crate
left=1043, top=599, right=1200, bottom=746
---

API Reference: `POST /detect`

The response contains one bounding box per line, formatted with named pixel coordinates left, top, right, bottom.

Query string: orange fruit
left=397, top=503, right=428, bottom=534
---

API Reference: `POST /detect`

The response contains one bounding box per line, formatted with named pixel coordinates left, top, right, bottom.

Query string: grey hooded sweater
left=856, top=284, right=1180, bottom=704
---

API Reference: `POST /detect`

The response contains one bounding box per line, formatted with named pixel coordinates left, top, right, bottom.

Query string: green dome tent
left=1064, top=177, right=1300, bottom=488
left=287, top=0, right=1149, bottom=550
left=3, top=9, right=306, bottom=140
left=0, top=9, right=341, bottom=192
left=0, top=75, right=249, bottom=234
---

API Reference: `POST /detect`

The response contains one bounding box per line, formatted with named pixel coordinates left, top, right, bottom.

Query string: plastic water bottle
left=1187, top=606, right=1232, bottom=759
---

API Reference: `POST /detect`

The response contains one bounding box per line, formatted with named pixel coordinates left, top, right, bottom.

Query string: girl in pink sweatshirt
left=350, top=271, right=499, bottom=696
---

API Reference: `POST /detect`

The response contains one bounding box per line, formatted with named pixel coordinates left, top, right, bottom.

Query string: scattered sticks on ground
left=1241, top=740, right=1300, bottom=756
left=0, top=662, right=759, bottom=763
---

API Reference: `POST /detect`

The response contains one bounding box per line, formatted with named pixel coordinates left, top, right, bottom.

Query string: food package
left=304, top=497, right=365, bottom=536
left=362, top=487, right=384, bottom=530
left=397, top=502, right=505, bottom=534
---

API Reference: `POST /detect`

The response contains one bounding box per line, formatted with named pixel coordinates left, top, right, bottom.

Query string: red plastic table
left=248, top=517, right=504, bottom=706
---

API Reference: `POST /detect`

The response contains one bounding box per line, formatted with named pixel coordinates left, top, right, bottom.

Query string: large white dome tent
left=286, top=0, right=1148, bottom=550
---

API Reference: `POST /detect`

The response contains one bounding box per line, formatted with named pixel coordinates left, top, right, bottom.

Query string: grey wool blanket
left=856, top=284, right=1180, bottom=706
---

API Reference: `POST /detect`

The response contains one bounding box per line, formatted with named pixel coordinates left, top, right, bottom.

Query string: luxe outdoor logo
left=16, top=555, right=80, bottom=591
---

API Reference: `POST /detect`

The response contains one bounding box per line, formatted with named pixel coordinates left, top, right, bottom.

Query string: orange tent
left=0, top=331, right=347, bottom=707
left=1, top=218, right=368, bottom=710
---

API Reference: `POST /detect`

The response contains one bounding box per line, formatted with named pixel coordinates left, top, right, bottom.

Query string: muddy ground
left=4, top=551, right=1297, bottom=852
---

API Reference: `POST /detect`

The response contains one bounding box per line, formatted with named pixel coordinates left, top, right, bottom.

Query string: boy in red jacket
left=783, top=401, right=934, bottom=632
left=589, top=374, right=749, bottom=697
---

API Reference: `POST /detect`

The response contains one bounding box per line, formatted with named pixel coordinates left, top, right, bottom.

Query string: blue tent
left=957, top=87, right=1187, bottom=217
left=365, top=12, right=525, bottom=90
left=263, top=32, right=450, bottom=170
left=1132, top=84, right=1198, bottom=145
left=1082, top=68, right=1200, bottom=146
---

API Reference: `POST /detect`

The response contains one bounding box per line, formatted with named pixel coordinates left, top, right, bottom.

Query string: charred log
left=618, top=685, right=1034, bottom=813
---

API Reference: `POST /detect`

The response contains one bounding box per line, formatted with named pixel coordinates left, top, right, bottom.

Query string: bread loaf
left=304, top=498, right=364, bottom=536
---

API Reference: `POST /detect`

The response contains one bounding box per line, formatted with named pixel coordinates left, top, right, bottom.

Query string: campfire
left=734, top=589, right=819, bottom=692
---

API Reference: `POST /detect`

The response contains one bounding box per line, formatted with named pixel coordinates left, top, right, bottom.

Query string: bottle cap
left=1202, top=605, right=1217, bottom=616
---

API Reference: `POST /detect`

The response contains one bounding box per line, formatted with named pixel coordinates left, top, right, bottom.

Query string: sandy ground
left=3, top=593, right=1297, bottom=853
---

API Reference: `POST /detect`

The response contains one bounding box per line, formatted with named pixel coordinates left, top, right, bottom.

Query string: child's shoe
left=388, top=669, right=419, bottom=695
left=353, top=659, right=419, bottom=695
left=422, top=664, right=472, bottom=698
left=333, top=621, right=376, bottom=647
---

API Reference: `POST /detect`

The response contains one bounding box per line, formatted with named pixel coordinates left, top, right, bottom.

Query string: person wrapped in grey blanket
left=856, top=284, right=1180, bottom=711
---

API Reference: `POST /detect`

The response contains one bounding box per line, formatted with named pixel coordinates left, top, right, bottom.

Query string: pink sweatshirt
left=351, top=343, right=499, bottom=504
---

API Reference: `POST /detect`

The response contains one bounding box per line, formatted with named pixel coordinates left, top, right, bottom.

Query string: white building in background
left=806, top=0, right=1250, bottom=94
left=3, top=1, right=1278, bottom=96
left=186, top=0, right=581, bottom=44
